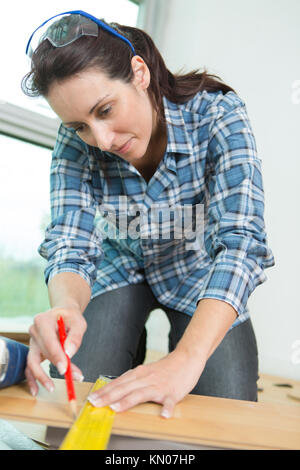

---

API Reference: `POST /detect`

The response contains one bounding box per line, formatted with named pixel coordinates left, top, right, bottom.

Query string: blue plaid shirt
left=39, top=90, right=275, bottom=328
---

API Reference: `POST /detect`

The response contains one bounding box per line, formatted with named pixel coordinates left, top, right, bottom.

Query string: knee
left=191, top=366, right=258, bottom=402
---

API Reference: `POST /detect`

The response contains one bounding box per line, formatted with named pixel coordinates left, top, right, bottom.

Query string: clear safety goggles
left=25, top=9, right=136, bottom=58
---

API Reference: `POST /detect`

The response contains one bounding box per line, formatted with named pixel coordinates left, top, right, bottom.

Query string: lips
left=116, top=138, right=132, bottom=154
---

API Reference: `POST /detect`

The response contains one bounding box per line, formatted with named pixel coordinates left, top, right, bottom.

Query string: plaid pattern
left=39, top=90, right=275, bottom=328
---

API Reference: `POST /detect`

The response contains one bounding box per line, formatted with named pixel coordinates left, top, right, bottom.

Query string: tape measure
left=60, top=375, right=116, bottom=450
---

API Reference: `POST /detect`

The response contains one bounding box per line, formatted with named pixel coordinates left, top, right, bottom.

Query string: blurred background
left=0, top=0, right=299, bottom=380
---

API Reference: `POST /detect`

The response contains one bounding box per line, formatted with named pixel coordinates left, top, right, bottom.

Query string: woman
left=22, top=11, right=274, bottom=418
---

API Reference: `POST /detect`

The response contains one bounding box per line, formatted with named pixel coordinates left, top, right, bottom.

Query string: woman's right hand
left=25, top=306, right=87, bottom=396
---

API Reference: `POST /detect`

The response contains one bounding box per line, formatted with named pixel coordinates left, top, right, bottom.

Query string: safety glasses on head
left=25, top=9, right=136, bottom=58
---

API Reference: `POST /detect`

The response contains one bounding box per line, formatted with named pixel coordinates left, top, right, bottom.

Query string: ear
left=131, top=55, right=150, bottom=91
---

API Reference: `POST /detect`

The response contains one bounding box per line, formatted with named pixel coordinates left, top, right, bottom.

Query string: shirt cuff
left=196, top=258, right=261, bottom=317
left=45, top=263, right=93, bottom=288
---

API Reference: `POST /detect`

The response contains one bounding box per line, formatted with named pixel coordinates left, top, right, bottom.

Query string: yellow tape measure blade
left=60, top=376, right=115, bottom=450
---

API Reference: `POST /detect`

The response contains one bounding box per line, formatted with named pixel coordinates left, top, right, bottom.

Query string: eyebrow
left=63, top=94, right=110, bottom=126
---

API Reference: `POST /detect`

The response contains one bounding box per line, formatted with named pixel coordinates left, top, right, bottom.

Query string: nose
left=92, top=123, right=115, bottom=152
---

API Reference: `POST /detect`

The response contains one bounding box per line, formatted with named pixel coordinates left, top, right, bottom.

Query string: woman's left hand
left=87, top=349, right=206, bottom=418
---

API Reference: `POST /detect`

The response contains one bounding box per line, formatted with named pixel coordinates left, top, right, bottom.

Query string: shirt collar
left=163, top=96, right=194, bottom=157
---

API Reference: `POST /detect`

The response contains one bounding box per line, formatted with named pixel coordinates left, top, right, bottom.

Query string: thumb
left=161, top=396, right=176, bottom=419
left=63, top=314, right=87, bottom=359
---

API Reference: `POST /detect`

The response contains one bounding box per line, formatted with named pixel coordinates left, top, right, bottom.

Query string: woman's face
left=46, top=56, right=157, bottom=166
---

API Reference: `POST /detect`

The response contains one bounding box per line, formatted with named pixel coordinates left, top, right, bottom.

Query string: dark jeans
left=50, top=282, right=259, bottom=401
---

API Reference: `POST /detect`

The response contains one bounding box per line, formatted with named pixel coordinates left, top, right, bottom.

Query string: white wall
left=141, top=0, right=300, bottom=380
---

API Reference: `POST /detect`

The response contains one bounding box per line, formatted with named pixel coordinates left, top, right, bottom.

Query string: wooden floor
left=256, top=373, right=300, bottom=406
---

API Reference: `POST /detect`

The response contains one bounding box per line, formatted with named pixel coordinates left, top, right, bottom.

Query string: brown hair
left=22, top=19, right=235, bottom=122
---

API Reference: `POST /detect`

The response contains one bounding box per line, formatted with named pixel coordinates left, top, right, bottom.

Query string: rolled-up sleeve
left=197, top=101, right=275, bottom=317
left=38, top=125, right=103, bottom=287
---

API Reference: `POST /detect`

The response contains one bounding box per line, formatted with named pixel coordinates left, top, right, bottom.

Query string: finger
left=108, top=385, right=160, bottom=413
left=161, top=395, right=176, bottom=419
left=71, top=362, right=84, bottom=382
left=26, top=353, right=55, bottom=393
left=88, top=365, right=148, bottom=405
left=30, top=315, right=68, bottom=374
left=94, top=365, right=147, bottom=397
left=88, top=374, right=148, bottom=407
left=64, top=315, right=87, bottom=359
left=25, top=366, right=39, bottom=397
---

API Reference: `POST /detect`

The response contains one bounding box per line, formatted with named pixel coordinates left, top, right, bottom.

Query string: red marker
left=57, top=316, right=77, bottom=420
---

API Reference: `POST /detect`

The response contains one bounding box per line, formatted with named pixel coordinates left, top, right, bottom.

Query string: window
left=0, top=1, right=140, bottom=332
left=0, top=134, right=51, bottom=330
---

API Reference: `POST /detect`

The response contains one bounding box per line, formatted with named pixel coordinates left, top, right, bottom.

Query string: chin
left=130, top=142, right=148, bottom=160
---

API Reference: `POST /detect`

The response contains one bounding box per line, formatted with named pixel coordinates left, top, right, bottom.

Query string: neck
left=130, top=108, right=167, bottom=183
left=144, top=110, right=167, bottom=163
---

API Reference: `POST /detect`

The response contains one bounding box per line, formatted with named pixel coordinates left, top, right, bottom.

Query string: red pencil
left=57, top=315, right=77, bottom=420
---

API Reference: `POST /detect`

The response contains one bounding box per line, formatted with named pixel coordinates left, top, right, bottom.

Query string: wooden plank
left=0, top=332, right=30, bottom=346
left=0, top=380, right=92, bottom=428
left=113, top=395, right=300, bottom=450
left=0, top=379, right=299, bottom=450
